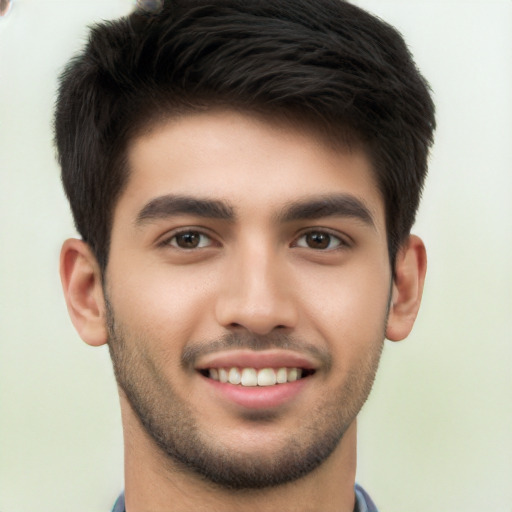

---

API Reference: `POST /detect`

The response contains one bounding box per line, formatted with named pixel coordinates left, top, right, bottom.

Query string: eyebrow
left=276, top=194, right=376, bottom=228
left=134, top=193, right=375, bottom=228
left=135, top=195, right=235, bottom=225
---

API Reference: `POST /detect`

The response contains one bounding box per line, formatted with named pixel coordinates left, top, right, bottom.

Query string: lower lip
left=201, top=374, right=309, bottom=410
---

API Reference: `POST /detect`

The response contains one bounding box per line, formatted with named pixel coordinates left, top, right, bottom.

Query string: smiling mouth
left=199, top=367, right=316, bottom=387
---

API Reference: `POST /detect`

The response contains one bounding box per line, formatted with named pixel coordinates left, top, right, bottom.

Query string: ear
left=60, top=238, right=108, bottom=346
left=386, top=235, right=427, bottom=342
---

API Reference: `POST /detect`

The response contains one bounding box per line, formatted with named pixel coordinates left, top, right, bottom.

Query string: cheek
left=106, top=258, right=220, bottom=346
left=295, top=259, right=391, bottom=348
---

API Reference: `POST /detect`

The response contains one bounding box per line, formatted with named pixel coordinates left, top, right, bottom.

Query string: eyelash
left=160, top=227, right=350, bottom=253
left=292, top=229, right=349, bottom=251
left=161, top=229, right=217, bottom=250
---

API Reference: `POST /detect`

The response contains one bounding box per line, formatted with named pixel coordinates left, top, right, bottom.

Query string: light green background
left=1, top=1, right=511, bottom=511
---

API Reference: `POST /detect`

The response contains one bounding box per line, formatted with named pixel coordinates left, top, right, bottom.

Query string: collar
left=112, top=484, right=378, bottom=512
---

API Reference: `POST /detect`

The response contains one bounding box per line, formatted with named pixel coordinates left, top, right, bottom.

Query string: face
left=105, top=110, right=391, bottom=489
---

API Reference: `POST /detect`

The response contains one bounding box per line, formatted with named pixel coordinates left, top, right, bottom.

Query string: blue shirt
left=111, top=483, right=378, bottom=511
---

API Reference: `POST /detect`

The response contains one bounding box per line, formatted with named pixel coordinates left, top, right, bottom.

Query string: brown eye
left=169, top=231, right=212, bottom=249
left=295, top=231, right=342, bottom=250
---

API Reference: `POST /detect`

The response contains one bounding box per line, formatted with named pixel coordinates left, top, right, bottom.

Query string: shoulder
left=111, top=492, right=125, bottom=512
left=354, top=483, right=379, bottom=512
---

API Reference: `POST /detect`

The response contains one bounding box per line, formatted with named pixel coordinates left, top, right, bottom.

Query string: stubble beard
left=105, top=298, right=385, bottom=490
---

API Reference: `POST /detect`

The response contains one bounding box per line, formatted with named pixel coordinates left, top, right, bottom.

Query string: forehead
left=116, top=110, right=384, bottom=227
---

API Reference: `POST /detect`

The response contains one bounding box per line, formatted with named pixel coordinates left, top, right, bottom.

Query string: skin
left=60, top=110, right=426, bottom=512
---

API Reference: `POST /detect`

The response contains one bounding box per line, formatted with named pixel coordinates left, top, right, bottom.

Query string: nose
left=215, top=244, right=299, bottom=336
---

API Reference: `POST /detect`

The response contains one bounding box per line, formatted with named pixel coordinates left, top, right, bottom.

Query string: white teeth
left=287, top=368, right=301, bottom=382
left=205, top=367, right=307, bottom=386
left=257, top=368, right=277, bottom=386
left=276, top=367, right=287, bottom=384
left=218, top=368, right=228, bottom=383
left=241, top=368, right=258, bottom=386
left=228, top=367, right=241, bottom=385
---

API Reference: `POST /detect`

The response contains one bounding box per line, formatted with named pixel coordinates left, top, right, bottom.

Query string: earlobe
left=60, top=238, right=108, bottom=346
left=386, top=235, right=427, bottom=342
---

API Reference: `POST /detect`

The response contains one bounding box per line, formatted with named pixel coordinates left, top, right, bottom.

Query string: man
left=55, top=0, right=435, bottom=510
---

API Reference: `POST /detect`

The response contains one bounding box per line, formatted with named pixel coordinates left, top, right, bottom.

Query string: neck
left=122, top=404, right=358, bottom=512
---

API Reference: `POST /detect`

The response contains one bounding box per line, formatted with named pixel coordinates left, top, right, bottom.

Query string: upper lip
left=194, top=349, right=319, bottom=371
